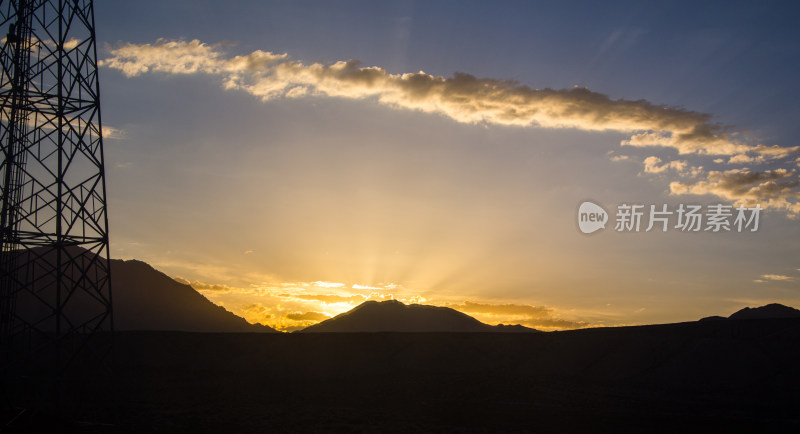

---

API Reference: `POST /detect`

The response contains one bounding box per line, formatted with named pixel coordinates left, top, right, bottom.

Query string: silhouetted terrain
left=8, top=251, right=800, bottom=431
left=114, top=318, right=800, bottom=433
left=729, top=303, right=800, bottom=320
left=700, top=303, right=800, bottom=322
left=300, top=299, right=538, bottom=332
left=111, top=258, right=276, bottom=332
left=10, top=247, right=275, bottom=332
left=698, top=315, right=727, bottom=321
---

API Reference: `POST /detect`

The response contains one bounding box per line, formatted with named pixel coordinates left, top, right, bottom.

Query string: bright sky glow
left=97, top=0, right=800, bottom=331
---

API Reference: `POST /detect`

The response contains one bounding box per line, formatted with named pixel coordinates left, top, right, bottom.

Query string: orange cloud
left=286, top=311, right=330, bottom=322
left=172, top=276, right=596, bottom=332
left=759, top=274, right=793, bottom=281
left=669, top=168, right=800, bottom=216
left=174, top=277, right=237, bottom=292
left=102, top=39, right=798, bottom=159
left=642, top=156, right=689, bottom=174
left=444, top=301, right=591, bottom=330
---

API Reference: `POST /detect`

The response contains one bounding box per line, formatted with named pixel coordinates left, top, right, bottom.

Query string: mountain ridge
left=9, top=247, right=800, bottom=333
left=699, top=302, right=800, bottom=322
left=7, top=246, right=276, bottom=333
left=111, top=256, right=277, bottom=332
left=299, top=299, right=539, bottom=333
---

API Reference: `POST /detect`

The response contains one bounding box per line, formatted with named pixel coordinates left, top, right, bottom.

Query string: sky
left=94, top=0, right=800, bottom=332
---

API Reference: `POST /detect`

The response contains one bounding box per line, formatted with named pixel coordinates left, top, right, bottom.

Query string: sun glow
left=178, top=275, right=597, bottom=332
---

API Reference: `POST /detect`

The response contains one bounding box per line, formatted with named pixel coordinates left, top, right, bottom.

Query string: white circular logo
left=578, top=201, right=608, bottom=234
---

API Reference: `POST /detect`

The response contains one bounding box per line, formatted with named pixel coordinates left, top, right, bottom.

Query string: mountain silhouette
left=8, top=246, right=275, bottom=332
left=698, top=315, right=726, bottom=321
left=728, top=303, right=800, bottom=320
left=299, top=299, right=538, bottom=332
left=698, top=303, right=800, bottom=321
left=112, top=258, right=276, bottom=332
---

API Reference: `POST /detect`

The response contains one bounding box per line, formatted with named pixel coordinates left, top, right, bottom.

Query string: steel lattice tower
left=0, top=0, right=113, bottom=429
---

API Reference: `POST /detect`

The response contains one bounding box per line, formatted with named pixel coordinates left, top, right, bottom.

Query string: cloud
left=286, top=311, right=330, bottom=321
left=103, top=39, right=800, bottom=217
left=311, top=281, right=346, bottom=288
left=102, top=125, right=126, bottom=139
left=167, top=275, right=596, bottom=331
left=287, top=293, right=368, bottom=304
left=239, top=303, right=273, bottom=324
left=752, top=145, right=799, bottom=159
left=669, top=168, right=800, bottom=216
left=728, top=153, right=765, bottom=165
left=102, top=38, right=799, bottom=160
left=15, top=105, right=124, bottom=140
left=759, top=274, right=794, bottom=281
left=174, top=277, right=236, bottom=292
left=444, top=301, right=590, bottom=330
left=642, top=156, right=688, bottom=174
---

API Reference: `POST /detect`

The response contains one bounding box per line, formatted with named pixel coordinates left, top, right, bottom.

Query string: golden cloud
left=286, top=311, right=330, bottom=322
left=102, top=39, right=799, bottom=160
left=173, top=276, right=236, bottom=292
left=669, top=168, right=800, bottom=216
left=286, top=293, right=367, bottom=304
left=759, top=274, right=794, bottom=281
left=444, top=301, right=590, bottom=330
left=642, top=156, right=689, bottom=174
left=168, top=276, right=597, bottom=332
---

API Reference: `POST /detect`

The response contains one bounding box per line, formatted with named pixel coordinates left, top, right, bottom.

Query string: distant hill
left=698, top=315, right=727, bottom=322
left=299, top=299, right=538, bottom=333
left=111, top=258, right=276, bottom=332
left=8, top=247, right=275, bottom=333
left=729, top=303, right=800, bottom=320
left=699, top=303, right=800, bottom=322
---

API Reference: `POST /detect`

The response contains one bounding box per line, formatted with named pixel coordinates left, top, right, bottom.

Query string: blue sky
left=94, top=1, right=800, bottom=331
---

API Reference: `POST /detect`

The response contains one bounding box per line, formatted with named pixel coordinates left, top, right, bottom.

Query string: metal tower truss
left=0, top=0, right=114, bottom=429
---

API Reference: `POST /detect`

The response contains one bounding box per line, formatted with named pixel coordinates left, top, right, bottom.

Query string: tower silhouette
left=0, top=0, right=114, bottom=428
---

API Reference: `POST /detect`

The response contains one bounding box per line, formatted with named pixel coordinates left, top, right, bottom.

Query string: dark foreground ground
left=109, top=318, right=800, bottom=433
